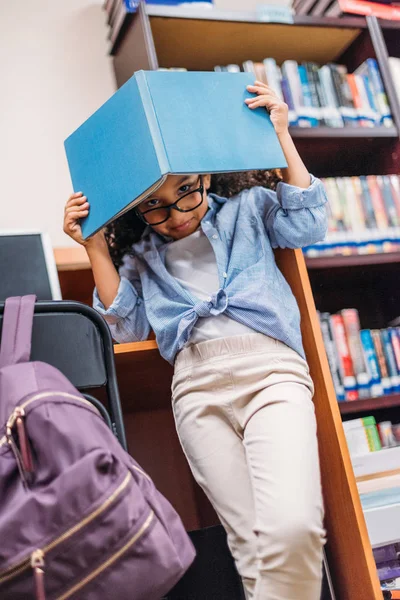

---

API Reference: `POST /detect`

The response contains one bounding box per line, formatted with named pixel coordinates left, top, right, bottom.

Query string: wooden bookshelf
left=340, top=394, right=400, bottom=415
left=56, top=8, right=400, bottom=599
left=290, top=125, right=398, bottom=138
left=306, top=251, right=400, bottom=269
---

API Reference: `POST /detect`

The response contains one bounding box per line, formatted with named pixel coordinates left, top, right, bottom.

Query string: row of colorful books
left=304, top=175, right=400, bottom=257
left=318, top=309, right=400, bottom=402
left=344, top=416, right=400, bottom=455
left=214, top=57, right=393, bottom=129
left=374, top=543, right=400, bottom=591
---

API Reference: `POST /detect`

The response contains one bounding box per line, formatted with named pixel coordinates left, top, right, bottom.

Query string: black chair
left=0, top=300, right=127, bottom=451
left=165, top=526, right=336, bottom=600
left=165, top=525, right=246, bottom=600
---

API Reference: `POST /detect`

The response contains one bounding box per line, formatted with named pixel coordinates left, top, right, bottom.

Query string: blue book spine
left=381, top=329, right=400, bottom=392
left=366, top=58, right=393, bottom=126
left=360, top=176, right=378, bottom=229
left=390, top=328, right=400, bottom=376
left=362, top=75, right=380, bottom=125
left=381, top=175, right=399, bottom=227
left=360, top=330, right=383, bottom=397
left=281, top=77, right=298, bottom=126
left=298, top=65, right=318, bottom=127
left=135, top=70, right=170, bottom=175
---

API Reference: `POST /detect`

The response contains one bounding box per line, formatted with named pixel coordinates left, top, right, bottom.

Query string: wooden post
left=275, top=248, right=382, bottom=600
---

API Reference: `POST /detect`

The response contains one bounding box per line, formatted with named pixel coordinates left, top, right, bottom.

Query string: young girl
left=64, top=81, right=327, bottom=600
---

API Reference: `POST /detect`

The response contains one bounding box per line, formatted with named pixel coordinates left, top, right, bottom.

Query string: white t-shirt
left=165, top=228, right=254, bottom=345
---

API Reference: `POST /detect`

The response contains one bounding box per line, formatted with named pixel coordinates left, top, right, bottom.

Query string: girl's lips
left=173, top=218, right=194, bottom=232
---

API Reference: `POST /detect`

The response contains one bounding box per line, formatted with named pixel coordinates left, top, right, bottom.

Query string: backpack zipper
left=55, top=511, right=154, bottom=600
left=31, top=550, right=46, bottom=600
left=0, top=470, right=132, bottom=585
left=0, top=390, right=100, bottom=448
left=29, top=511, right=154, bottom=600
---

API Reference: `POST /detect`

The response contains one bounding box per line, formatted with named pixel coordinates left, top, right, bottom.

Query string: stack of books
left=215, top=58, right=393, bottom=129
left=304, top=174, right=400, bottom=258
left=318, top=308, right=400, bottom=402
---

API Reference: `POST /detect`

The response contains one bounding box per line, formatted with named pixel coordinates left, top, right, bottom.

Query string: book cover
left=367, top=175, right=389, bottom=231
left=330, top=314, right=358, bottom=400
left=347, top=74, right=371, bottom=127
left=297, top=65, right=319, bottom=127
left=319, top=312, right=345, bottom=401
left=356, top=59, right=393, bottom=127
left=381, top=329, right=400, bottom=393
left=335, top=64, right=359, bottom=127
left=282, top=60, right=312, bottom=127
left=360, top=329, right=384, bottom=397
left=360, top=176, right=378, bottom=230
left=379, top=175, right=399, bottom=228
left=390, top=328, right=400, bottom=377
left=371, top=329, right=392, bottom=394
left=341, top=309, right=370, bottom=398
left=65, top=71, right=287, bottom=239
left=263, top=58, right=284, bottom=101
left=328, top=64, right=357, bottom=127
left=338, top=0, right=400, bottom=20
left=318, top=65, right=344, bottom=128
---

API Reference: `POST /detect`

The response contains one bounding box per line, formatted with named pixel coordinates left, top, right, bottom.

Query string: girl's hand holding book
left=245, top=81, right=289, bottom=135
left=63, top=192, right=105, bottom=250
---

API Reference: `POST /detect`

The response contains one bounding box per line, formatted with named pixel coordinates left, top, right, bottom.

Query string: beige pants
left=172, top=333, right=326, bottom=600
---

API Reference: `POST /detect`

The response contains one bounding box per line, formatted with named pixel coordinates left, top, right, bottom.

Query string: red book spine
left=330, top=314, right=358, bottom=401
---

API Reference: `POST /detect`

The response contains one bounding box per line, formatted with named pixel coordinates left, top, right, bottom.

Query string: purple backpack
left=0, top=295, right=195, bottom=600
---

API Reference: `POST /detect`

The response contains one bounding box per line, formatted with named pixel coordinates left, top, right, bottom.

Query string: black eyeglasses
left=136, top=176, right=204, bottom=226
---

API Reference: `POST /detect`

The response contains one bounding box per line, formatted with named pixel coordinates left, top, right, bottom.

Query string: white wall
left=0, top=1, right=116, bottom=247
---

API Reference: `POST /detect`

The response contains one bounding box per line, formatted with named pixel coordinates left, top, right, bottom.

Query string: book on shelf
left=64, top=71, right=287, bottom=239
left=215, top=57, right=392, bottom=130
left=330, top=313, right=359, bottom=400
left=319, top=312, right=346, bottom=401
left=342, top=309, right=370, bottom=398
left=389, top=57, right=400, bottom=108
left=343, top=416, right=382, bottom=456
left=303, top=174, right=400, bottom=258
left=318, top=308, right=400, bottom=402
left=295, top=0, right=400, bottom=19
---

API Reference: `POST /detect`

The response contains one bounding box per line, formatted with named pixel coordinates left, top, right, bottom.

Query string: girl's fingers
left=247, top=86, right=278, bottom=100
left=247, top=82, right=274, bottom=93
left=65, top=195, right=87, bottom=209
left=65, top=203, right=89, bottom=215
left=65, top=211, right=88, bottom=225
left=245, top=96, right=280, bottom=109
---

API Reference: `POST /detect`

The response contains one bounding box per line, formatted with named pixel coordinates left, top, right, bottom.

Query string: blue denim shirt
left=94, top=176, right=328, bottom=364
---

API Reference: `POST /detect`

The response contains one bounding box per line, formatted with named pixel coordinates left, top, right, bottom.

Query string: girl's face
left=138, top=174, right=211, bottom=240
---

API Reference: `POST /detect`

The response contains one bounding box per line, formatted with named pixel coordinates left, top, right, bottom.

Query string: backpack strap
left=0, top=295, right=36, bottom=368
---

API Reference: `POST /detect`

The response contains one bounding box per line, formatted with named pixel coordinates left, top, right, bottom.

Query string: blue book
left=360, top=329, right=383, bottom=397
left=64, top=71, right=287, bottom=239
left=381, top=329, right=400, bottom=392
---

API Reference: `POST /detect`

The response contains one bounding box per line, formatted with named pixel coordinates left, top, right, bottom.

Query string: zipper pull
left=6, top=407, right=34, bottom=481
left=31, top=550, right=46, bottom=600
left=16, top=413, right=34, bottom=473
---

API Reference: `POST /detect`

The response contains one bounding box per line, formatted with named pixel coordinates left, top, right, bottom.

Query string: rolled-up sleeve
left=93, top=261, right=151, bottom=343
left=254, top=175, right=328, bottom=249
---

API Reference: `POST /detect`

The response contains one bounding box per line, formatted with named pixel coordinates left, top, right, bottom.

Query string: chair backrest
left=0, top=300, right=127, bottom=450
left=0, top=231, right=61, bottom=300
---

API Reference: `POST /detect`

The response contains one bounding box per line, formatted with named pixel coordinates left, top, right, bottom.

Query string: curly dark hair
left=105, top=169, right=283, bottom=268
